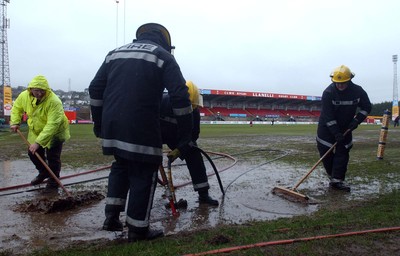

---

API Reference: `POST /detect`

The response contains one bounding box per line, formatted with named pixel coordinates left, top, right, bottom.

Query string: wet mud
left=13, top=191, right=105, bottom=213
left=0, top=142, right=391, bottom=255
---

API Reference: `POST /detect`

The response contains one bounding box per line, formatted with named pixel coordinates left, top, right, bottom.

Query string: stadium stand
left=199, top=88, right=322, bottom=122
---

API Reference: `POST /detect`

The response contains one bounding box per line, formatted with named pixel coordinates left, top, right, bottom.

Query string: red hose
left=0, top=165, right=111, bottom=192
left=1, top=151, right=234, bottom=192
left=1, top=150, right=233, bottom=193
left=183, top=226, right=400, bottom=256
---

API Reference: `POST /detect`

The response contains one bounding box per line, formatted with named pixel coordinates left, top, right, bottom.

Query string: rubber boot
left=198, top=191, right=219, bottom=206
left=43, top=178, right=59, bottom=193
left=31, top=174, right=47, bottom=186
left=103, top=212, right=123, bottom=231
left=329, top=181, right=351, bottom=192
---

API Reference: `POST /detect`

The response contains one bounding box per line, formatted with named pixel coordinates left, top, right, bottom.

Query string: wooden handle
left=17, top=129, right=72, bottom=197
left=292, top=129, right=351, bottom=190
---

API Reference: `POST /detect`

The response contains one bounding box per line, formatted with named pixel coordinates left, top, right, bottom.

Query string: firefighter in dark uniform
left=89, top=23, right=193, bottom=242
left=317, top=65, right=372, bottom=192
left=161, top=81, right=219, bottom=206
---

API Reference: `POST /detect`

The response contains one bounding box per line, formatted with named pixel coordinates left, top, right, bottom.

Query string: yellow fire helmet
left=330, top=65, right=355, bottom=83
left=186, top=80, right=203, bottom=109
left=136, top=23, right=172, bottom=51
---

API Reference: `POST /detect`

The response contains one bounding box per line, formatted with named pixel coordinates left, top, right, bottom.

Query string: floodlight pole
left=0, top=0, right=10, bottom=119
left=392, top=55, right=398, bottom=119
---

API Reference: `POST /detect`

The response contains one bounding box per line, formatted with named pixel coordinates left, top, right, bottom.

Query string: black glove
left=335, top=133, right=344, bottom=144
left=348, top=118, right=359, bottom=131
left=93, top=124, right=101, bottom=138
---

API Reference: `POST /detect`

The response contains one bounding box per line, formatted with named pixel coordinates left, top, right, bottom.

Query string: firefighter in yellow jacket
left=10, top=75, right=70, bottom=190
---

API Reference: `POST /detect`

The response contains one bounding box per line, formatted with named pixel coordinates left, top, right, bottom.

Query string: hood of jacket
left=27, top=75, right=51, bottom=90
left=27, top=75, right=51, bottom=94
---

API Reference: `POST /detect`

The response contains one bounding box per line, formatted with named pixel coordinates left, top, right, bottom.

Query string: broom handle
left=292, top=129, right=351, bottom=190
left=17, top=129, right=72, bottom=197
left=159, top=164, right=179, bottom=217
left=167, top=160, right=177, bottom=203
left=158, top=165, right=168, bottom=185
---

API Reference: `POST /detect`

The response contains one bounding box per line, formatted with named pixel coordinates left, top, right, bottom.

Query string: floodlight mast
left=392, top=55, right=398, bottom=119
left=0, top=0, right=10, bottom=119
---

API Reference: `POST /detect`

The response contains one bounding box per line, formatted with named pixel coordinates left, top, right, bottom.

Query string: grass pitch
left=1, top=123, right=399, bottom=255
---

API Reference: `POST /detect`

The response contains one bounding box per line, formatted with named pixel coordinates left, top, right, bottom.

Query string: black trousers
left=161, top=121, right=210, bottom=193
left=105, top=155, right=158, bottom=233
left=184, top=147, right=209, bottom=192
left=28, top=142, right=63, bottom=179
left=316, top=127, right=353, bottom=181
left=317, top=142, right=351, bottom=181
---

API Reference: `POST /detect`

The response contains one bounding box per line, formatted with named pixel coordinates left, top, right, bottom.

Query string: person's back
left=89, top=24, right=192, bottom=164
left=89, top=23, right=193, bottom=242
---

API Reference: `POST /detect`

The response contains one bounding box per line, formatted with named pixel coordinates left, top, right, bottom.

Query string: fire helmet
left=136, top=23, right=172, bottom=52
left=330, top=65, right=355, bottom=83
left=186, top=81, right=203, bottom=109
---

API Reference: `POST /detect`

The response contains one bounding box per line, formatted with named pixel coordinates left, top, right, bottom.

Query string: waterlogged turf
left=1, top=124, right=399, bottom=254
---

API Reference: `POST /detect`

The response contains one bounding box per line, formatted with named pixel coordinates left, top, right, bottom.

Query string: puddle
left=0, top=145, right=390, bottom=255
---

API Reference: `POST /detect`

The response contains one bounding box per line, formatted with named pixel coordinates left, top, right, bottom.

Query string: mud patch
left=13, top=191, right=104, bottom=213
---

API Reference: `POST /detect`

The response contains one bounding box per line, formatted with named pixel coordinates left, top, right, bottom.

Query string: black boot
left=128, top=228, right=164, bottom=242
left=43, top=179, right=59, bottom=193
left=103, top=213, right=123, bottom=231
left=31, top=174, right=47, bottom=186
left=198, top=191, right=219, bottom=206
left=329, top=181, right=351, bottom=192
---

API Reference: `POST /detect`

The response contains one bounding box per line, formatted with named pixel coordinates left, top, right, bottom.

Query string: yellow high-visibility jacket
left=10, top=75, right=70, bottom=148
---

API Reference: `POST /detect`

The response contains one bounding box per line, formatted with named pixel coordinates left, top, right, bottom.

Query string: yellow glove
left=167, top=149, right=181, bottom=163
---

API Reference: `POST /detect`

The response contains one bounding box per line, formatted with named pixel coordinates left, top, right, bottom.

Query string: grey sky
left=7, top=0, right=400, bottom=103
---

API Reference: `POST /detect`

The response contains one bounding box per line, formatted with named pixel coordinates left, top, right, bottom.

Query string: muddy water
left=0, top=147, right=383, bottom=255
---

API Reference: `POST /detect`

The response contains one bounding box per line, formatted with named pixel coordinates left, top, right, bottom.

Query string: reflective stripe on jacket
left=89, top=37, right=192, bottom=164
left=318, top=82, right=371, bottom=136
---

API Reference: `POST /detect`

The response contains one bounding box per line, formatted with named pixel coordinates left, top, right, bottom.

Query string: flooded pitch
left=0, top=146, right=381, bottom=255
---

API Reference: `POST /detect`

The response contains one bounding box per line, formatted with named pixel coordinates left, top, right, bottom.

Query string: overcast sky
left=7, top=0, right=400, bottom=103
